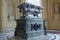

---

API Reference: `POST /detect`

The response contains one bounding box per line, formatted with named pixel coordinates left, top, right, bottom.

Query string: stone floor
left=47, top=33, right=60, bottom=40
left=0, top=32, right=14, bottom=40
left=0, top=31, right=60, bottom=40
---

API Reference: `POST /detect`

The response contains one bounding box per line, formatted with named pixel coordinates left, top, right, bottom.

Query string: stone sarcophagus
left=14, top=3, right=47, bottom=40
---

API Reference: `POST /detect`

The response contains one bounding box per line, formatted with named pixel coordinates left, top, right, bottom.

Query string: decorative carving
left=14, top=2, right=46, bottom=39
left=17, top=3, right=42, bottom=17
left=31, top=23, right=41, bottom=30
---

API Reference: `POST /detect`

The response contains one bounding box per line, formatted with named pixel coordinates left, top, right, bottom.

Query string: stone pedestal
left=14, top=16, right=47, bottom=40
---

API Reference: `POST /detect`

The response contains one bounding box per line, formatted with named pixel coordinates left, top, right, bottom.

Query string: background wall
left=0, top=0, right=16, bottom=32
left=42, top=0, right=60, bottom=30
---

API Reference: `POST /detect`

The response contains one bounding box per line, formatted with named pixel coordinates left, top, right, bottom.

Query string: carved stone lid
left=17, top=3, right=43, bottom=16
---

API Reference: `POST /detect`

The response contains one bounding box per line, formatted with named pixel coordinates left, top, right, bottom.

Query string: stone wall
left=1, top=0, right=16, bottom=32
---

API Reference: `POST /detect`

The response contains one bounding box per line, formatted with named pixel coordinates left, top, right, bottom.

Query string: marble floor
left=0, top=31, right=60, bottom=40
left=0, top=32, right=14, bottom=40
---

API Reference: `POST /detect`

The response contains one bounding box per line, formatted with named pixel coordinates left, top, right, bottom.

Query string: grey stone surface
left=14, top=2, right=46, bottom=40
left=14, top=16, right=46, bottom=39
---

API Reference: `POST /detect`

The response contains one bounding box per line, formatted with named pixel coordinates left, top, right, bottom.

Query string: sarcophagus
left=14, top=3, right=47, bottom=40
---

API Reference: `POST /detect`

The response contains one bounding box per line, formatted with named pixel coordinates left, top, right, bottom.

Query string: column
left=0, top=0, right=2, bottom=32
